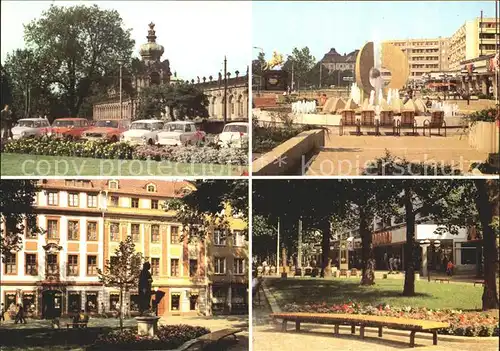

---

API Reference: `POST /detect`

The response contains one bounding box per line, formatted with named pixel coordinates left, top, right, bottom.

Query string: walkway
left=305, top=134, right=489, bottom=176
left=253, top=324, right=499, bottom=351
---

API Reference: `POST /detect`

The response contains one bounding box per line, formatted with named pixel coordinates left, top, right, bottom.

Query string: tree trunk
left=474, top=179, right=499, bottom=310
left=360, top=208, right=375, bottom=285
left=119, top=286, right=124, bottom=331
left=320, top=219, right=331, bottom=278
left=403, top=187, right=417, bottom=296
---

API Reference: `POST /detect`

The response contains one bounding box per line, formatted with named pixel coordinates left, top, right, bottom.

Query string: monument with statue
left=261, top=51, right=289, bottom=91
left=135, top=262, right=161, bottom=336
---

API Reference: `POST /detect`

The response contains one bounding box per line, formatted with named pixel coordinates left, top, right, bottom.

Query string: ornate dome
left=139, top=22, right=164, bottom=62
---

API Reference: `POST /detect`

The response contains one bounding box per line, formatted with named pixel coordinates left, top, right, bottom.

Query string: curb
left=261, top=280, right=281, bottom=314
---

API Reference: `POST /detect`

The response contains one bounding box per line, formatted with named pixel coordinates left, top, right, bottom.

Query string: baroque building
left=93, top=23, right=249, bottom=121
left=1, top=179, right=248, bottom=319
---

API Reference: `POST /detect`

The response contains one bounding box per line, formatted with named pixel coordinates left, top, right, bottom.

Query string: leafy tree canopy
left=0, top=180, right=41, bottom=259
left=23, top=4, right=135, bottom=116
left=136, top=82, right=209, bottom=121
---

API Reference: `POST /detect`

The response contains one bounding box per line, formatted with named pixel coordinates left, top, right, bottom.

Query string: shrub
left=156, top=324, right=210, bottom=348
left=282, top=302, right=499, bottom=337
left=2, top=136, right=248, bottom=166
left=90, top=325, right=210, bottom=350
left=466, top=108, right=499, bottom=126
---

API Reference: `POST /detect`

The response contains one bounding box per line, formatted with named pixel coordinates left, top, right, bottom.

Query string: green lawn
left=266, top=278, right=486, bottom=311
left=1, top=153, right=247, bottom=176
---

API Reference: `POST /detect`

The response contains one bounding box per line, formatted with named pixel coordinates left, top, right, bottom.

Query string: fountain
left=292, top=99, right=317, bottom=114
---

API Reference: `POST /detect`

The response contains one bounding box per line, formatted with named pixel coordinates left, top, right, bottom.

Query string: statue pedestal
left=136, top=316, right=161, bottom=337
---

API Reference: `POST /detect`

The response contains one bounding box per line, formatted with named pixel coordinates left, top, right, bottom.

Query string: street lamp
left=420, top=239, right=441, bottom=282
left=118, top=59, right=125, bottom=120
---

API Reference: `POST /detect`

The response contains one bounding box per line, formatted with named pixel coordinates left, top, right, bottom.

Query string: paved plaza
left=253, top=324, right=500, bottom=351
left=305, top=133, right=489, bottom=176
left=0, top=315, right=249, bottom=351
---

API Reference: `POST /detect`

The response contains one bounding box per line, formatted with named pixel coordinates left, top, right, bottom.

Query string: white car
left=157, top=121, right=206, bottom=146
left=11, top=118, right=52, bottom=139
left=120, top=120, right=164, bottom=145
left=217, top=122, right=249, bottom=148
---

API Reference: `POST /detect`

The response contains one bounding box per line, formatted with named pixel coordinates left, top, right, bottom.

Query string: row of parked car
left=11, top=117, right=249, bottom=148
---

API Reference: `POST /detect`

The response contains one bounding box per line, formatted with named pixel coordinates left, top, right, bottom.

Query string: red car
left=81, top=120, right=130, bottom=142
left=52, top=118, right=91, bottom=140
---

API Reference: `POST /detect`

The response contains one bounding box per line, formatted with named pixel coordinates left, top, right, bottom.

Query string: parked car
left=52, top=118, right=91, bottom=139
left=157, top=121, right=206, bottom=146
left=81, top=119, right=130, bottom=142
left=217, top=122, right=249, bottom=148
left=11, top=118, right=52, bottom=139
left=121, top=119, right=164, bottom=145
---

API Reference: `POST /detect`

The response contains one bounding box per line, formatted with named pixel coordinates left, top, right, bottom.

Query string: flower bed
left=283, top=302, right=499, bottom=337
left=1, top=136, right=248, bottom=165
left=253, top=123, right=322, bottom=154
left=88, top=325, right=210, bottom=350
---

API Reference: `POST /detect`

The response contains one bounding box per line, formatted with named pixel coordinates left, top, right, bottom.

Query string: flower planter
left=469, top=122, right=500, bottom=153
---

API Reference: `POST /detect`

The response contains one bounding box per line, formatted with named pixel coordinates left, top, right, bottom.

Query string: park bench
left=270, top=312, right=449, bottom=348
left=423, top=111, right=447, bottom=137
left=474, top=280, right=485, bottom=286
left=397, top=111, right=418, bottom=136
left=339, top=110, right=360, bottom=136
left=339, top=269, right=351, bottom=278
left=192, top=328, right=242, bottom=350
left=66, top=321, right=88, bottom=329
left=434, top=278, right=450, bottom=283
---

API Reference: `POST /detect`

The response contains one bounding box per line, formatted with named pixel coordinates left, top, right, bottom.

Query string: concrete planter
left=136, top=316, right=160, bottom=337
left=469, top=122, right=500, bottom=153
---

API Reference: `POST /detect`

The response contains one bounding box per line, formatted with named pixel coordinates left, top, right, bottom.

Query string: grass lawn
left=1, top=153, right=247, bottom=176
left=266, top=278, right=487, bottom=311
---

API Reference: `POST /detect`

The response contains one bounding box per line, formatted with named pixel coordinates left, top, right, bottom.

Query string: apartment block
left=448, top=17, right=499, bottom=72
left=383, top=37, right=450, bottom=81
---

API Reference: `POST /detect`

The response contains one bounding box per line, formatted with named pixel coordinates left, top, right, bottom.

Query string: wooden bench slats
left=271, top=313, right=449, bottom=331
left=197, top=328, right=242, bottom=342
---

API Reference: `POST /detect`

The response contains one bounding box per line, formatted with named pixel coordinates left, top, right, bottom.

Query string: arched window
left=109, top=180, right=119, bottom=189
left=146, top=183, right=156, bottom=193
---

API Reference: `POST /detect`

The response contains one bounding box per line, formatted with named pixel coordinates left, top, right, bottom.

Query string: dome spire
left=147, top=22, right=157, bottom=43
left=139, top=22, right=164, bottom=63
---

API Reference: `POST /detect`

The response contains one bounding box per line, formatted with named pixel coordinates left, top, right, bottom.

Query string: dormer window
left=146, top=183, right=156, bottom=193
left=109, top=180, right=118, bottom=189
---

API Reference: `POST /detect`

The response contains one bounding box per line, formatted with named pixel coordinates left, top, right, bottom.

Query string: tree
left=23, top=4, right=135, bottom=116
left=165, top=180, right=248, bottom=240
left=252, top=52, right=266, bottom=78
left=282, top=47, right=316, bottom=90
left=473, top=179, right=499, bottom=310
left=136, top=83, right=209, bottom=121
left=0, top=64, right=13, bottom=109
left=97, top=235, right=144, bottom=330
left=0, top=180, right=41, bottom=260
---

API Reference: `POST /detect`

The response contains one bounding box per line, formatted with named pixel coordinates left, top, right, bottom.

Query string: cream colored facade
left=383, top=37, right=449, bottom=81
left=1, top=180, right=248, bottom=318
left=448, top=17, right=499, bottom=72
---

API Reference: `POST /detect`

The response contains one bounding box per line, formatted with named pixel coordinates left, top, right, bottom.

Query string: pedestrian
left=446, top=260, right=454, bottom=277
left=0, top=303, right=5, bottom=322
left=1, top=104, right=13, bottom=140
left=383, top=252, right=388, bottom=270
left=388, top=256, right=394, bottom=274
left=14, top=304, right=26, bottom=324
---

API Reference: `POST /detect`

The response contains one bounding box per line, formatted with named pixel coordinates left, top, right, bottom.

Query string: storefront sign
left=373, top=232, right=392, bottom=246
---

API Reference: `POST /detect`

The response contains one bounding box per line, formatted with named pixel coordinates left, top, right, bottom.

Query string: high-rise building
left=448, top=17, right=499, bottom=73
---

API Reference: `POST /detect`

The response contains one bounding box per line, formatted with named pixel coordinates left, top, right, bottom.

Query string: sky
left=1, top=1, right=251, bottom=80
left=252, top=1, right=497, bottom=61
